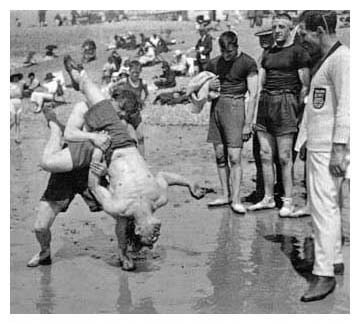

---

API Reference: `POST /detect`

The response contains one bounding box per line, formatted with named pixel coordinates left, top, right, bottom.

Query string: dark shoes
left=301, top=275, right=336, bottom=302
left=63, top=55, right=83, bottom=91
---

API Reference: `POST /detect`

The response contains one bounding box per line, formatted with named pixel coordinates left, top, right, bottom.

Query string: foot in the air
left=27, top=250, right=52, bottom=267
left=43, top=106, right=65, bottom=133
left=63, top=55, right=83, bottom=91
left=300, top=275, right=336, bottom=302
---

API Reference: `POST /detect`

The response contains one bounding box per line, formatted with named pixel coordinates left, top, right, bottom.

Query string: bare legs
left=10, top=110, right=21, bottom=144
left=208, top=143, right=245, bottom=213
left=208, top=143, right=231, bottom=206
left=27, top=201, right=63, bottom=267
left=249, top=131, right=295, bottom=215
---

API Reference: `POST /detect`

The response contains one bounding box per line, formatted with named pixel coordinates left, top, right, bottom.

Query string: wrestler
left=27, top=56, right=206, bottom=270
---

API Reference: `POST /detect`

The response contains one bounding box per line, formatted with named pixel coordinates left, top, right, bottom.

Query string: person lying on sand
left=27, top=55, right=208, bottom=271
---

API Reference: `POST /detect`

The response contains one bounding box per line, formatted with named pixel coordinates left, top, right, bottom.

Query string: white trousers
left=307, top=151, right=343, bottom=277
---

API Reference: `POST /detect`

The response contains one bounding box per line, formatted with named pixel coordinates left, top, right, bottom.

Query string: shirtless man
left=27, top=56, right=206, bottom=270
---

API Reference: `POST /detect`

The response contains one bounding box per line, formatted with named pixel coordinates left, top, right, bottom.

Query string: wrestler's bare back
left=105, top=146, right=168, bottom=216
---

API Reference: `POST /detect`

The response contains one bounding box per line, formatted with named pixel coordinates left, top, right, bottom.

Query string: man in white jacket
left=296, top=10, right=350, bottom=302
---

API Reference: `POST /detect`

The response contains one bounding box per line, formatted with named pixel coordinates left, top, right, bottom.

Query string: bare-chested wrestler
left=27, top=56, right=206, bottom=270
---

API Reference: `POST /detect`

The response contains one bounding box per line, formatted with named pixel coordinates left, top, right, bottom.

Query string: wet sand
left=10, top=118, right=349, bottom=313
left=10, top=17, right=350, bottom=314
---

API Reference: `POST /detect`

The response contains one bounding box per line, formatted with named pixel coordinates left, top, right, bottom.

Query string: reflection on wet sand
left=195, top=208, right=348, bottom=313
left=116, top=273, right=158, bottom=314
left=35, top=265, right=55, bottom=314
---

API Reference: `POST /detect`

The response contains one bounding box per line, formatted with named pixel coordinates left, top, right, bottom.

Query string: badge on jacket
left=313, top=88, right=326, bottom=109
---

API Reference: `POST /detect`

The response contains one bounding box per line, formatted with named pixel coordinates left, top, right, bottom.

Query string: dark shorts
left=254, top=90, right=300, bottom=136
left=67, top=141, right=95, bottom=170
left=207, top=96, right=245, bottom=148
left=40, top=168, right=102, bottom=213
left=127, top=111, right=142, bottom=130
left=85, top=99, right=137, bottom=151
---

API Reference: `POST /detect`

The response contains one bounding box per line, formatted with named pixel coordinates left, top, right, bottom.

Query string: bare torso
left=106, top=147, right=168, bottom=216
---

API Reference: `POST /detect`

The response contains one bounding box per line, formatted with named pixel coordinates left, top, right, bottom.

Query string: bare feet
left=118, top=249, right=135, bottom=271
left=27, top=250, right=52, bottom=267
left=207, top=196, right=231, bottom=207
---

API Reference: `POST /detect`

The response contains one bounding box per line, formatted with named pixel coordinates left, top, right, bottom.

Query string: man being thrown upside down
left=27, top=55, right=207, bottom=270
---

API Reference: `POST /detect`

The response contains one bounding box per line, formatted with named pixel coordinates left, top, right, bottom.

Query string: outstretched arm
left=156, top=171, right=206, bottom=199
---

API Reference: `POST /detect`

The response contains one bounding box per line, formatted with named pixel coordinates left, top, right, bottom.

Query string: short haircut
left=299, top=10, right=337, bottom=34
left=129, top=60, right=142, bottom=70
left=218, top=31, right=238, bottom=49
left=273, top=12, right=292, bottom=22
left=111, top=88, right=141, bottom=113
left=28, top=72, right=35, bottom=78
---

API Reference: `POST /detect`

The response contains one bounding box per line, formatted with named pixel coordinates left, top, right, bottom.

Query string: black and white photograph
left=9, top=5, right=352, bottom=315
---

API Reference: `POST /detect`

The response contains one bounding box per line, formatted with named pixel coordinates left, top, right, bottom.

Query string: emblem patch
left=313, top=88, right=326, bottom=109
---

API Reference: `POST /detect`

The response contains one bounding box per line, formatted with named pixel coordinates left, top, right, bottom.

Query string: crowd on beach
left=10, top=10, right=349, bottom=304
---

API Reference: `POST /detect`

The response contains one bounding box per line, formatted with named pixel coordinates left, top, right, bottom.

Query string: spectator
left=245, top=27, right=285, bottom=204
left=71, top=10, right=79, bottom=25
left=54, top=13, right=63, bottom=26
left=248, top=13, right=311, bottom=217
left=138, top=42, right=156, bottom=66
left=195, top=25, right=213, bottom=72
left=296, top=10, right=349, bottom=302
left=102, top=56, right=117, bottom=84
left=23, top=72, right=40, bottom=98
left=111, top=50, right=122, bottom=71
left=30, top=72, right=64, bottom=113
left=170, top=50, right=188, bottom=76
left=119, top=60, right=149, bottom=156
left=10, top=73, right=25, bottom=144
left=82, top=39, right=97, bottom=63
left=205, top=31, right=258, bottom=213
left=38, top=10, right=47, bottom=27
left=44, top=45, right=58, bottom=60
left=154, top=61, right=176, bottom=89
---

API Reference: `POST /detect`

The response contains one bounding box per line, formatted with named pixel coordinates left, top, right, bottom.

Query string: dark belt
left=219, top=93, right=245, bottom=100
left=261, top=89, right=299, bottom=95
